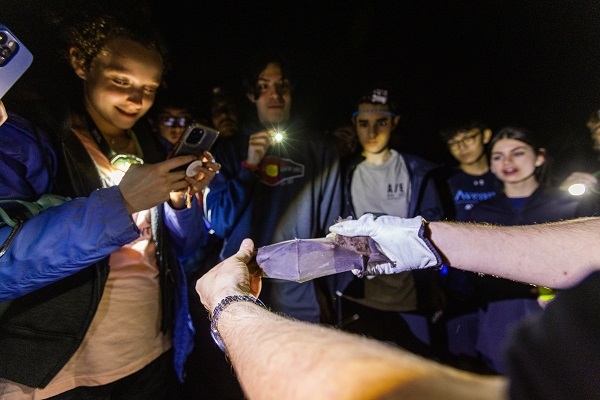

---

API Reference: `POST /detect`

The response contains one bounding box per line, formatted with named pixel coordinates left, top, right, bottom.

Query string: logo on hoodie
left=258, top=156, right=305, bottom=186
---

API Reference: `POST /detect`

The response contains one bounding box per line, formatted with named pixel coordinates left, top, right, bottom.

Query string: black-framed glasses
left=158, top=115, right=192, bottom=128
left=447, top=131, right=482, bottom=149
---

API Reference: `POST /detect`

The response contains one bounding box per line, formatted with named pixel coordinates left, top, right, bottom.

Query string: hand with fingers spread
left=118, top=155, right=196, bottom=214
left=196, top=238, right=263, bottom=313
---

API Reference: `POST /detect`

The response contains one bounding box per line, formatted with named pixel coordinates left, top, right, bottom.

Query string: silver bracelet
left=210, top=294, right=268, bottom=353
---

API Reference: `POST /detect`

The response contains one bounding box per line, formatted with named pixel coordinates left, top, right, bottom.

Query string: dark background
left=4, top=0, right=600, bottom=173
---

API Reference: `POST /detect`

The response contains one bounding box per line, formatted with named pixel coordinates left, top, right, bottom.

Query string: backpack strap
left=0, top=194, right=71, bottom=257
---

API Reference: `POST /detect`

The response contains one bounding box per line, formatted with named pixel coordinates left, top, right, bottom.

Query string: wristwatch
left=210, top=294, right=268, bottom=353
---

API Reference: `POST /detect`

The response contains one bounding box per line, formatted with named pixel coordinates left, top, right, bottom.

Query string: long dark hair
left=488, top=126, right=551, bottom=187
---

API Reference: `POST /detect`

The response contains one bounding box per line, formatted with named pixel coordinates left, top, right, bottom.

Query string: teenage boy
left=335, top=88, right=445, bottom=356
left=206, top=52, right=342, bottom=323
left=0, top=13, right=219, bottom=399
left=440, top=120, right=498, bottom=221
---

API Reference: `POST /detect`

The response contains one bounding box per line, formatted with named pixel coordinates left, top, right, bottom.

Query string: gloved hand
left=329, top=214, right=442, bottom=276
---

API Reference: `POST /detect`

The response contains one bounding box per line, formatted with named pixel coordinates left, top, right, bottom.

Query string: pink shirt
left=0, top=128, right=170, bottom=399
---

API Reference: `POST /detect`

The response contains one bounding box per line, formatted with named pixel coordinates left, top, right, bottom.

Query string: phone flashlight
left=269, top=130, right=285, bottom=143
left=567, top=170, right=600, bottom=196
left=568, top=183, right=587, bottom=196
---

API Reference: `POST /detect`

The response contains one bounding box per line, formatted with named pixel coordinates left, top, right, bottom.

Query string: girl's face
left=72, top=37, right=163, bottom=135
left=490, top=138, right=544, bottom=184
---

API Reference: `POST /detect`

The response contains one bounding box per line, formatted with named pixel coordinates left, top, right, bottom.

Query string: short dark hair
left=242, top=51, right=294, bottom=98
left=440, top=120, right=489, bottom=142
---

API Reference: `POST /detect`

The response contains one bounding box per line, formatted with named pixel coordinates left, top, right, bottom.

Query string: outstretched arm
left=429, top=217, right=600, bottom=289
left=330, top=214, right=600, bottom=289
left=196, top=239, right=507, bottom=400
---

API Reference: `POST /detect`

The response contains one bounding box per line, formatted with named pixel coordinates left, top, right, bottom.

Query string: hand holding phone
left=0, top=23, right=33, bottom=99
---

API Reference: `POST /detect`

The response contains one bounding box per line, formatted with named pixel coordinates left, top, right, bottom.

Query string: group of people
left=1, top=6, right=600, bottom=400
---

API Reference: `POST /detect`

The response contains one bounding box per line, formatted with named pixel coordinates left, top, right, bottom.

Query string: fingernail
left=242, top=238, right=252, bottom=247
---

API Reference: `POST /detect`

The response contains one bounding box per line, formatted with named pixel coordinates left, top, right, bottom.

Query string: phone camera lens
left=186, top=128, right=204, bottom=144
left=0, top=47, right=12, bottom=59
left=0, top=31, right=7, bottom=45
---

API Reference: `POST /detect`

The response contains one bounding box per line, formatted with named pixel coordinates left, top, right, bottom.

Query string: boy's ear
left=482, top=128, right=493, bottom=144
left=392, top=115, right=401, bottom=129
left=69, top=47, right=87, bottom=80
left=246, top=92, right=257, bottom=104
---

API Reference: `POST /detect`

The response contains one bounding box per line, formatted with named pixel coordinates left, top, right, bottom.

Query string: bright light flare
left=269, top=129, right=285, bottom=143
left=568, top=183, right=587, bottom=196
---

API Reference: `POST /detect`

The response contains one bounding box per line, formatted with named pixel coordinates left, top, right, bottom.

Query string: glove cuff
left=419, top=218, right=443, bottom=268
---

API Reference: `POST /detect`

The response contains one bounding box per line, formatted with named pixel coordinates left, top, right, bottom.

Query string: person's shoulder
left=398, top=151, right=440, bottom=172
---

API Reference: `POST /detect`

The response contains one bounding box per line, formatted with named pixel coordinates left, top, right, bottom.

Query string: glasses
left=158, top=115, right=192, bottom=128
left=447, top=131, right=481, bottom=149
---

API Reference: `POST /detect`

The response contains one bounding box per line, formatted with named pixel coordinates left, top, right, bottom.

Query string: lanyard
left=86, top=115, right=119, bottom=161
left=85, top=115, right=143, bottom=166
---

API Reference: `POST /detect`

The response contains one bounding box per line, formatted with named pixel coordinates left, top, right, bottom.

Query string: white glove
left=329, top=214, right=442, bottom=276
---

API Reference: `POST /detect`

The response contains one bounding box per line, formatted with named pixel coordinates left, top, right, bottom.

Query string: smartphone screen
left=0, top=23, right=33, bottom=99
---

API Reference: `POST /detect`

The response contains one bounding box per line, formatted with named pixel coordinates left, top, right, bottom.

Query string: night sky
left=4, top=0, right=600, bottom=172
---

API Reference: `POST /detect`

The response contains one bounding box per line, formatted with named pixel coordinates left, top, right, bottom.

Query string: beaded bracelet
left=210, top=294, right=268, bottom=353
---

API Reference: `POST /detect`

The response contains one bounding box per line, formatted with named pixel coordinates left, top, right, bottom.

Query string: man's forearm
left=217, top=302, right=507, bottom=400
left=429, top=217, right=600, bottom=289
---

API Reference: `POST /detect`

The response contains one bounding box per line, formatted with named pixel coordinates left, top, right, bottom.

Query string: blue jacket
left=207, top=124, right=343, bottom=257
left=206, top=123, right=342, bottom=321
left=0, top=111, right=202, bottom=387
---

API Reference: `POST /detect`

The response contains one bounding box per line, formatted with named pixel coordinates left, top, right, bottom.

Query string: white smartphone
left=0, top=23, right=33, bottom=99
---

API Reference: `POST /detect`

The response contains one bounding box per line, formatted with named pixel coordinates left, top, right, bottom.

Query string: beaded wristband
left=210, top=294, right=268, bottom=353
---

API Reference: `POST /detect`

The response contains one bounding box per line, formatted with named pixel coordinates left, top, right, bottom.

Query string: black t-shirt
left=505, top=271, right=600, bottom=399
